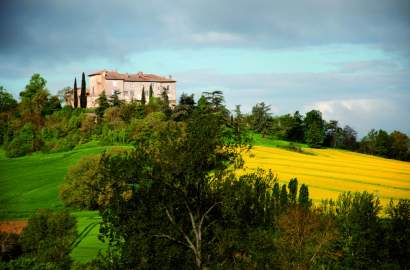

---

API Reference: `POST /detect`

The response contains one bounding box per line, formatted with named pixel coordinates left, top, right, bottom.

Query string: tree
left=330, top=191, right=385, bottom=269
left=73, top=78, right=78, bottom=109
left=252, top=102, right=273, bottom=138
left=80, top=72, right=86, bottom=108
left=171, top=93, right=197, bottom=122
left=386, top=199, right=410, bottom=269
left=0, top=86, right=18, bottom=112
left=390, top=131, right=410, bottom=161
left=374, top=129, right=392, bottom=158
left=276, top=205, right=341, bottom=270
left=96, top=110, right=252, bottom=269
left=280, top=184, right=288, bottom=208
left=149, top=84, right=154, bottom=103
left=303, top=110, right=325, bottom=143
left=306, top=121, right=321, bottom=148
left=57, top=86, right=73, bottom=106
left=202, top=90, right=224, bottom=113
left=324, top=120, right=342, bottom=148
left=19, top=74, right=47, bottom=102
left=95, top=90, right=110, bottom=118
left=140, top=86, right=146, bottom=105
left=288, top=178, right=298, bottom=205
left=341, top=125, right=358, bottom=151
left=108, top=90, right=123, bottom=107
left=298, top=184, right=310, bottom=207
left=59, top=147, right=132, bottom=210
left=21, top=209, right=78, bottom=265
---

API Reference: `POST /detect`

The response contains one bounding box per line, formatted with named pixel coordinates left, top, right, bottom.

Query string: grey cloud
left=330, top=60, right=398, bottom=74
left=1, top=0, right=410, bottom=78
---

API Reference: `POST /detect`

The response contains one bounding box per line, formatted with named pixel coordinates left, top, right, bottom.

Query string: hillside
left=1, top=142, right=409, bottom=263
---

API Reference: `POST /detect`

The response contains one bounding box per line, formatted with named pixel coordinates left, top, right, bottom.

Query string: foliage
left=59, top=147, right=132, bottom=210
left=108, top=90, right=123, bottom=107
left=140, top=86, right=146, bottom=105
left=73, top=78, right=78, bottom=109
left=19, top=74, right=47, bottom=102
left=252, top=102, right=273, bottom=138
left=303, top=110, right=325, bottom=143
left=21, top=209, right=78, bottom=265
left=171, top=93, right=196, bottom=122
left=95, top=110, right=252, bottom=269
left=0, top=87, right=18, bottom=112
left=80, top=73, right=86, bottom=109
left=276, top=204, right=341, bottom=270
left=385, top=199, right=410, bottom=270
left=95, top=91, right=109, bottom=118
left=306, top=121, right=321, bottom=148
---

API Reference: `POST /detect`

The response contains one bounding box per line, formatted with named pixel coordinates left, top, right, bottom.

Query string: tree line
left=247, top=102, right=410, bottom=161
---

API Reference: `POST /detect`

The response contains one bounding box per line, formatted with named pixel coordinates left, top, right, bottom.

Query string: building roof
left=88, top=70, right=176, bottom=83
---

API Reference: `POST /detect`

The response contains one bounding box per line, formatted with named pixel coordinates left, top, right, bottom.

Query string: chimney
left=115, top=70, right=117, bottom=73
left=126, top=72, right=128, bottom=77
left=141, top=71, right=143, bottom=75
left=169, top=75, right=172, bottom=80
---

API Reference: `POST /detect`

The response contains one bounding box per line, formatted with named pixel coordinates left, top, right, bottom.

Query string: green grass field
left=0, top=147, right=114, bottom=262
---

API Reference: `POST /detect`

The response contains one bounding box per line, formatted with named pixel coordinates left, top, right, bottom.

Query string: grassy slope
left=0, top=147, right=113, bottom=262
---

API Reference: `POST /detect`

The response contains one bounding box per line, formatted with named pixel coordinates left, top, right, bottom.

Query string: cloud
left=1, top=0, right=409, bottom=78
left=330, top=60, right=398, bottom=74
left=301, top=98, right=410, bottom=137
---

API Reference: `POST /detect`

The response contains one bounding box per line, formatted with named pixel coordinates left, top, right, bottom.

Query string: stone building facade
left=72, top=70, right=177, bottom=108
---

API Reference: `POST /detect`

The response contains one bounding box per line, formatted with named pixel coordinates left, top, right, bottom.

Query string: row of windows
left=111, top=81, right=171, bottom=90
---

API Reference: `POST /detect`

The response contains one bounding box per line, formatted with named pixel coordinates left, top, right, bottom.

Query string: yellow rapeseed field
left=239, top=146, right=410, bottom=207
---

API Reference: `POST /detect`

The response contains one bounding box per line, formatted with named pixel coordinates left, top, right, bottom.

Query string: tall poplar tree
left=141, top=86, right=146, bottom=105
left=81, top=72, right=87, bottom=108
left=73, top=78, right=78, bottom=108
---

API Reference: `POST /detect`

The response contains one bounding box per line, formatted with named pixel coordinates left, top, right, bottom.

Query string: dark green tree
left=333, top=191, right=385, bottom=269
left=280, top=184, right=288, bottom=208
left=80, top=72, right=86, bottom=108
left=202, top=90, right=224, bottom=113
left=108, top=90, right=123, bottom=107
left=0, top=86, right=18, bottom=112
left=252, top=102, right=273, bottom=138
left=73, top=78, right=78, bottom=109
left=96, top=110, right=253, bottom=269
left=303, top=110, right=325, bottom=143
left=306, top=121, right=321, bottom=148
left=386, top=199, right=410, bottom=269
left=95, top=90, right=110, bottom=118
left=140, top=86, right=146, bottom=105
left=374, top=129, right=392, bottom=158
left=21, top=209, right=78, bottom=265
left=298, top=184, right=310, bottom=207
left=288, top=178, right=298, bottom=205
left=149, top=84, right=154, bottom=104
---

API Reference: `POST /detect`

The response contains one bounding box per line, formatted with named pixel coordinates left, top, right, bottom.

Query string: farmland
left=240, top=144, right=410, bottom=207
left=1, top=142, right=410, bottom=263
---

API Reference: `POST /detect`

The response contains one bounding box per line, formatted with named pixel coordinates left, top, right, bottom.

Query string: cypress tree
left=73, top=78, right=78, bottom=108
left=298, top=184, right=310, bottom=207
left=141, top=86, right=146, bottom=105
left=81, top=72, right=87, bottom=108
left=306, top=121, right=321, bottom=148
left=149, top=84, right=153, bottom=104
left=280, top=184, right=288, bottom=208
left=288, top=178, right=298, bottom=205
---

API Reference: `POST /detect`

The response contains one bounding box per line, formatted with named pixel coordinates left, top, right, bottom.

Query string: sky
left=1, top=0, right=409, bottom=138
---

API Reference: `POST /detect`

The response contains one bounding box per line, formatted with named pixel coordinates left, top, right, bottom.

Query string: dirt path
left=0, top=220, right=28, bottom=234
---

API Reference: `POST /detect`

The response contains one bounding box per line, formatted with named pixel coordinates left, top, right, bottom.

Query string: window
left=145, top=91, right=148, bottom=96
left=130, top=91, right=134, bottom=96
left=113, top=81, right=117, bottom=87
left=92, top=86, right=94, bottom=96
left=124, top=91, right=129, bottom=96
left=166, top=85, right=169, bottom=90
left=92, top=100, right=95, bottom=105
left=112, top=90, right=115, bottom=95
left=130, top=82, right=135, bottom=88
left=151, top=83, right=155, bottom=87
left=141, top=83, right=144, bottom=88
